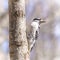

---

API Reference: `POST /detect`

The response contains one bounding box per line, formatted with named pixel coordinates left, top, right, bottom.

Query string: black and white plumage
left=27, top=18, right=45, bottom=51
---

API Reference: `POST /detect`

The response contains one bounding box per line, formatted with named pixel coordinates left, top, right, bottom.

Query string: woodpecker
left=27, top=18, right=45, bottom=51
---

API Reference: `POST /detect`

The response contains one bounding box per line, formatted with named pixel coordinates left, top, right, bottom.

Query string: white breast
left=31, top=21, right=39, bottom=30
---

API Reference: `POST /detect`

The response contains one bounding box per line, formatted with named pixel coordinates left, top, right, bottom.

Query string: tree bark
left=9, top=0, right=29, bottom=60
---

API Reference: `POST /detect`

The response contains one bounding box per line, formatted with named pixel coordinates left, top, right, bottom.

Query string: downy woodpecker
left=28, top=18, right=45, bottom=51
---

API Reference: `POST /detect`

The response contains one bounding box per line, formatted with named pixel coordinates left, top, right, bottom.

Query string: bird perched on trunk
left=27, top=18, right=45, bottom=51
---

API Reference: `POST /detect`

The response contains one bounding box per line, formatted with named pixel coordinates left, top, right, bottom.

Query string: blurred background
left=0, top=0, right=60, bottom=60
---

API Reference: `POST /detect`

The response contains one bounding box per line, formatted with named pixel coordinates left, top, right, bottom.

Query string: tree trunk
left=9, top=0, right=29, bottom=60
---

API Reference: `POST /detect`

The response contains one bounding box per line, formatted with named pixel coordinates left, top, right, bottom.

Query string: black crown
left=33, top=18, right=41, bottom=21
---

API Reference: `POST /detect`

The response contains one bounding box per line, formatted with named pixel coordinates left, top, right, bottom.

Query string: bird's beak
left=40, top=20, right=45, bottom=23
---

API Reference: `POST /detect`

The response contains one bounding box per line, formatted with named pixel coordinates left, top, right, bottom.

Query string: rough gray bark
left=9, top=0, right=29, bottom=60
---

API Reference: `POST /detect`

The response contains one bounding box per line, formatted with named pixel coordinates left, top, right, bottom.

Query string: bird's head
left=33, top=18, right=45, bottom=24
